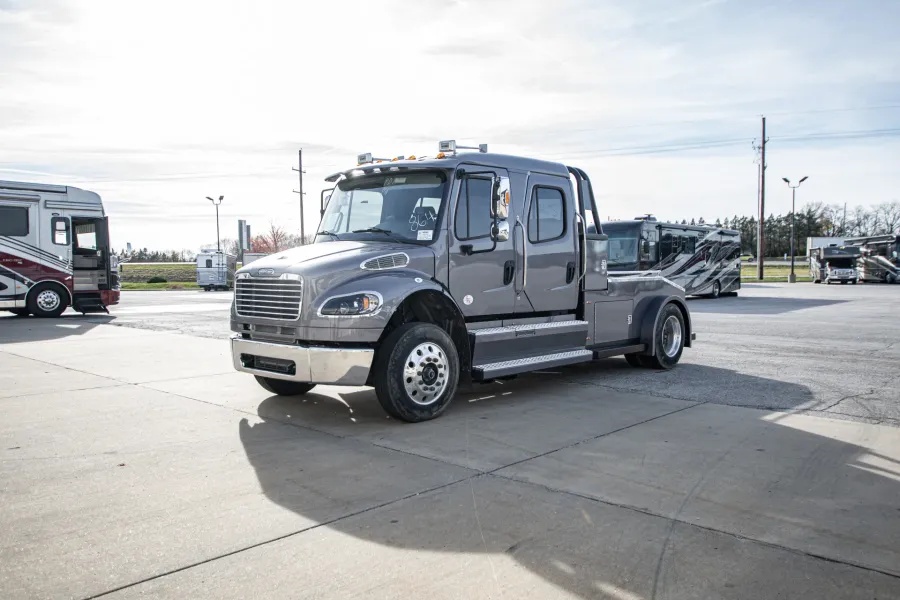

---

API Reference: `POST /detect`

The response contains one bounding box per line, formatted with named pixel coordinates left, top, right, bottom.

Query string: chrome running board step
left=472, top=349, right=593, bottom=381
left=469, top=319, right=589, bottom=368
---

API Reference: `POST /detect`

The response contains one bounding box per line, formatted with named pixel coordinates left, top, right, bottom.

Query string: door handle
left=504, top=260, right=515, bottom=285
left=566, top=261, right=576, bottom=284
left=460, top=244, right=473, bottom=256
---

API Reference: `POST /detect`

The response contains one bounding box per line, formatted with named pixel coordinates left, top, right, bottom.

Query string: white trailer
left=196, top=251, right=236, bottom=291
left=241, top=252, right=268, bottom=266
left=806, top=237, right=845, bottom=256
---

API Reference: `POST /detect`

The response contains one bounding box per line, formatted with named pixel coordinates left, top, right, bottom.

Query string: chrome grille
left=361, top=253, right=409, bottom=270
left=235, top=277, right=302, bottom=320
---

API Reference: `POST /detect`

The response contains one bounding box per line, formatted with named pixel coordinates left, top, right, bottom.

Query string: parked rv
left=857, top=248, right=900, bottom=284
left=229, top=142, right=695, bottom=422
left=809, top=246, right=859, bottom=284
left=1, top=180, right=120, bottom=317
left=807, top=235, right=900, bottom=283
left=196, top=251, right=236, bottom=291
left=600, top=217, right=741, bottom=298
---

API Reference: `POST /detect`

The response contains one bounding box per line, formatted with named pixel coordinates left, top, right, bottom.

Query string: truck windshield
left=605, top=225, right=640, bottom=265
left=318, top=171, right=447, bottom=243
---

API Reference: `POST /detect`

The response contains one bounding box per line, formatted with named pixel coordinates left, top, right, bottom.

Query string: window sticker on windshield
left=417, top=230, right=433, bottom=241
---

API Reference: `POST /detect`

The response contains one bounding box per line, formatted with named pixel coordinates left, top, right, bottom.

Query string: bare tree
left=874, top=201, right=900, bottom=234
left=849, top=205, right=875, bottom=236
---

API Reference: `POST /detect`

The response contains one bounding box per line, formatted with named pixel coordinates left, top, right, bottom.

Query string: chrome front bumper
left=231, top=336, right=374, bottom=386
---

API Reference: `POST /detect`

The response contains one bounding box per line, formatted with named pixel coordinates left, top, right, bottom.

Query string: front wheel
left=373, top=322, right=460, bottom=422
left=27, top=284, right=68, bottom=318
left=641, top=303, right=686, bottom=370
left=254, top=376, right=315, bottom=396
left=709, top=281, right=721, bottom=299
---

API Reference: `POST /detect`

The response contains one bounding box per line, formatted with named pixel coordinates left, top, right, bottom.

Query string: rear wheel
left=373, top=322, right=460, bottom=422
left=254, top=376, right=315, bottom=396
left=640, top=303, right=685, bottom=370
left=27, top=284, right=68, bottom=318
left=709, top=281, right=721, bottom=299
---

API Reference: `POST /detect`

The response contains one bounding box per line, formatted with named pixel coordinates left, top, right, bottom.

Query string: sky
left=1, top=0, right=899, bottom=251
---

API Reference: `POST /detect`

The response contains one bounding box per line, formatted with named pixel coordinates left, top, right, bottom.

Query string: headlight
left=318, top=292, right=382, bottom=317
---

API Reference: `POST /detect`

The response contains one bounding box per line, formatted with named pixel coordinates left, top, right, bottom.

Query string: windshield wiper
left=316, top=230, right=340, bottom=240
left=351, top=227, right=410, bottom=243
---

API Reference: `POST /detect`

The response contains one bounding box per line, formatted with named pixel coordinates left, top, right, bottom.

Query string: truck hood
left=243, top=241, right=421, bottom=271
left=238, top=240, right=436, bottom=282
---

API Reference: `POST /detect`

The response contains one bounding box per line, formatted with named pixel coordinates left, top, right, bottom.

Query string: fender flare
left=28, top=278, right=74, bottom=305
left=390, top=281, right=471, bottom=374
left=638, top=295, right=692, bottom=356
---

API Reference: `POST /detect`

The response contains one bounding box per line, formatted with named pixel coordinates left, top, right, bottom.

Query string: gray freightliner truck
left=230, top=141, right=694, bottom=422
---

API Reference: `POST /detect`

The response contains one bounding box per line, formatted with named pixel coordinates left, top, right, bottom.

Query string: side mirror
left=491, top=221, right=510, bottom=242
left=492, top=176, right=510, bottom=220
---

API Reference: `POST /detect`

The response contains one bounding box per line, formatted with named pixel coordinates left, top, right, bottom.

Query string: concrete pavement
left=1, top=283, right=899, bottom=599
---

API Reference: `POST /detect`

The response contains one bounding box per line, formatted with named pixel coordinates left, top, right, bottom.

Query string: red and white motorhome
left=1, top=180, right=120, bottom=318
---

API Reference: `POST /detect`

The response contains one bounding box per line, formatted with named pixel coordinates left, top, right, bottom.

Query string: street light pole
left=781, top=177, right=808, bottom=283
left=206, top=195, right=224, bottom=252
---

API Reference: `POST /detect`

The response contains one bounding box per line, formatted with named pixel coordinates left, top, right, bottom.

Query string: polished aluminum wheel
left=403, top=342, right=449, bottom=406
left=36, top=289, right=62, bottom=312
left=661, top=315, right=682, bottom=358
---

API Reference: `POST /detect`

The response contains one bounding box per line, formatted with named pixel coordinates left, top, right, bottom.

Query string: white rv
left=196, top=250, right=236, bottom=291
left=1, top=180, right=120, bottom=317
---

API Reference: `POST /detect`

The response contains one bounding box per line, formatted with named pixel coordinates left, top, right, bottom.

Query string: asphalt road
left=1, top=283, right=899, bottom=599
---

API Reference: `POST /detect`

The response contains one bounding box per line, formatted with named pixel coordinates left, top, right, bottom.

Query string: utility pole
left=757, top=116, right=767, bottom=280
left=292, top=149, right=306, bottom=244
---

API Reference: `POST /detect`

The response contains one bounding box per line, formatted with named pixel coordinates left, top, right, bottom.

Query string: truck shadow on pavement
left=238, top=363, right=900, bottom=598
left=0, top=313, right=115, bottom=343
left=688, top=296, right=847, bottom=315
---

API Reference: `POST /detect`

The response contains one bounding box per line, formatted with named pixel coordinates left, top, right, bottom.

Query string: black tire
left=8, top=308, right=30, bottom=317
left=254, top=376, right=315, bottom=396
left=640, top=303, right=686, bottom=370
left=373, top=322, right=460, bottom=422
left=709, top=280, right=721, bottom=299
left=624, top=353, right=643, bottom=367
left=27, top=283, right=68, bottom=318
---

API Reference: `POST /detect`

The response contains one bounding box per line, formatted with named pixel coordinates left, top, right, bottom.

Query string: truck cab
left=230, top=142, right=693, bottom=422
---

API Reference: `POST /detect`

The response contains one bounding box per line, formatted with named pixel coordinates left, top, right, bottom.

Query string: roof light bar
left=438, top=140, right=488, bottom=156
left=357, top=152, right=394, bottom=165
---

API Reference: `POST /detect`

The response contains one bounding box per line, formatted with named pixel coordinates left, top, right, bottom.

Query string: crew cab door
left=516, top=174, right=579, bottom=313
left=448, top=167, right=515, bottom=318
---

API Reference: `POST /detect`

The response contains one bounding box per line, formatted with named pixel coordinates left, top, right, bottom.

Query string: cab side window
left=0, top=206, right=29, bottom=236
left=454, top=178, right=493, bottom=240
left=528, top=187, right=565, bottom=243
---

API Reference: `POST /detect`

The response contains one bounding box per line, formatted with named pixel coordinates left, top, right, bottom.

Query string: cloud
left=1, top=0, right=898, bottom=249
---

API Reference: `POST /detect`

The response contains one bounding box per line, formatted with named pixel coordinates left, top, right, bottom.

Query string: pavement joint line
left=0, top=349, right=135, bottom=386
left=135, top=371, right=237, bottom=385
left=0, top=382, right=132, bottom=402
left=487, top=470, right=900, bottom=582
left=78, top=472, right=478, bottom=600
